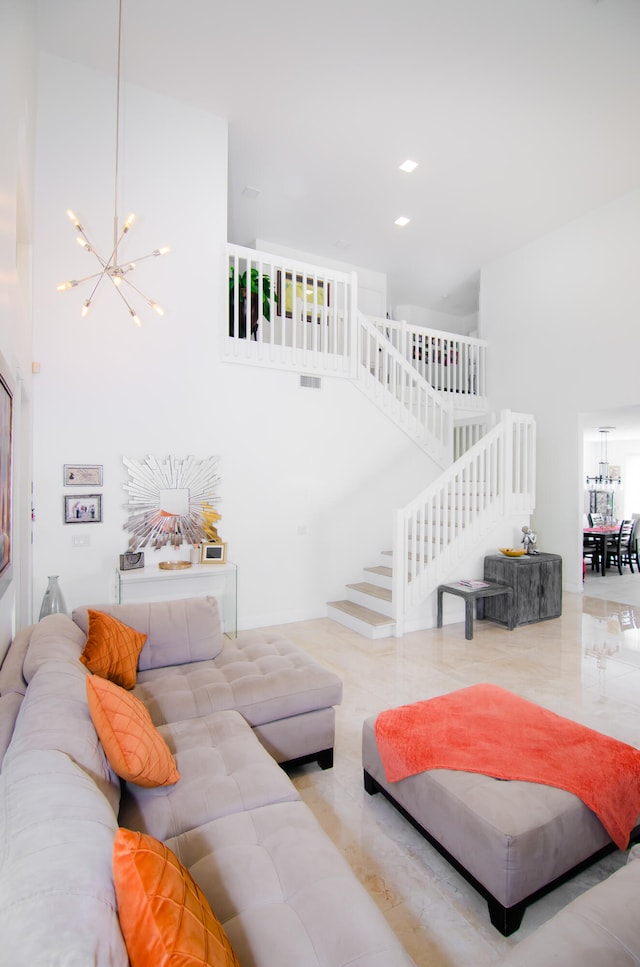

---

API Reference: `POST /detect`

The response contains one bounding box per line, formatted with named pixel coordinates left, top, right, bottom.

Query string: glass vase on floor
left=39, top=575, right=67, bottom=620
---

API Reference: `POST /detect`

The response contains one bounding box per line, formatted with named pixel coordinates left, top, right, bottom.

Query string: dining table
left=583, top=524, right=620, bottom=576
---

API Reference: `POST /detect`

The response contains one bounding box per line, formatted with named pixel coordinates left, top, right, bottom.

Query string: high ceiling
left=36, top=0, right=640, bottom=316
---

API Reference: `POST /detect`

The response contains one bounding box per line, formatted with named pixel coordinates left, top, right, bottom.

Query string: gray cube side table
left=483, top=552, right=562, bottom=627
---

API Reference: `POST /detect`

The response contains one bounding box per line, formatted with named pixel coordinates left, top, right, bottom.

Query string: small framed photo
left=200, top=541, right=227, bottom=564
left=64, top=464, right=103, bottom=487
left=64, top=494, right=102, bottom=523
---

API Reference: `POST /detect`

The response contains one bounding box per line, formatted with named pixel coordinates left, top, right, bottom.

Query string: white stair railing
left=454, top=413, right=495, bottom=459
left=371, top=317, right=488, bottom=408
left=225, top=244, right=357, bottom=377
left=392, top=410, right=536, bottom=635
left=356, top=313, right=454, bottom=467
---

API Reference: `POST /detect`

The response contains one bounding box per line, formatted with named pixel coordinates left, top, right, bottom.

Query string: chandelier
left=56, top=0, right=169, bottom=325
left=586, top=427, right=621, bottom=490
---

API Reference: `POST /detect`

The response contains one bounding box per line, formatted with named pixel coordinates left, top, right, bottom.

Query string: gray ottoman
left=362, top=714, right=640, bottom=935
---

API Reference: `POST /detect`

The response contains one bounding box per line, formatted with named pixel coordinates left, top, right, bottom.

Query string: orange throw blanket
left=374, top=684, right=640, bottom=849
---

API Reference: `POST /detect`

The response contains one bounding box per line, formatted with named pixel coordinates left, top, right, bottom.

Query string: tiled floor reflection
left=260, top=584, right=640, bottom=966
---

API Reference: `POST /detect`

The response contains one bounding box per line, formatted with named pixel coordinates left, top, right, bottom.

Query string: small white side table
left=115, top=562, right=237, bottom=637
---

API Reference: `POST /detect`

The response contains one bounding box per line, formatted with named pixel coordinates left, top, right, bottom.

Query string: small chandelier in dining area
left=586, top=427, right=621, bottom=490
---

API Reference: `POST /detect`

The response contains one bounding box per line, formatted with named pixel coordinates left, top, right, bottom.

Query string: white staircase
left=223, top=244, right=535, bottom=640
left=328, top=554, right=396, bottom=639
left=328, top=411, right=536, bottom=639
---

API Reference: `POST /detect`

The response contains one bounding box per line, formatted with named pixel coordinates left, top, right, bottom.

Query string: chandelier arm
left=118, top=275, right=156, bottom=304
left=110, top=276, right=137, bottom=312
left=74, top=226, right=109, bottom=268
left=120, top=249, right=168, bottom=265
left=58, top=269, right=109, bottom=290
left=110, top=275, right=142, bottom=325
left=86, top=267, right=110, bottom=305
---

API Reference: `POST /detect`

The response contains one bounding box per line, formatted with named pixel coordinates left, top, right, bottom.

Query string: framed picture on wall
left=276, top=271, right=330, bottom=322
left=63, top=464, right=103, bottom=486
left=64, top=494, right=102, bottom=523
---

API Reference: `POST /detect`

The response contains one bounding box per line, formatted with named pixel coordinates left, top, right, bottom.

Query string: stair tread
left=364, top=565, right=392, bottom=577
left=346, top=581, right=392, bottom=602
left=327, top=600, right=394, bottom=627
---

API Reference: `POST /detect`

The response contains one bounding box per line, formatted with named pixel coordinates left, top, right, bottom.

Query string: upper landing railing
left=226, top=244, right=357, bottom=377
left=224, top=243, right=488, bottom=406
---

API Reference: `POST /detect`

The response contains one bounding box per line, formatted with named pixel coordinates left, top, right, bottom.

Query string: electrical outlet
left=72, top=535, right=90, bottom=547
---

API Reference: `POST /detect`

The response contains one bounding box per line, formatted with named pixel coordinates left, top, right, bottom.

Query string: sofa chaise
left=0, top=596, right=416, bottom=966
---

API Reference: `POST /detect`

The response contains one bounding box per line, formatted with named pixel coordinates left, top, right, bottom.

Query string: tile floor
left=263, top=571, right=640, bottom=966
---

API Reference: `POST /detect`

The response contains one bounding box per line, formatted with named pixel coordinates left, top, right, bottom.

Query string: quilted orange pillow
left=113, top=828, right=241, bottom=967
left=86, top=675, right=180, bottom=788
left=80, top=609, right=147, bottom=690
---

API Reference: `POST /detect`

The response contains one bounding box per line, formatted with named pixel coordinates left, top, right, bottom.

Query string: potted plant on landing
left=228, top=267, right=277, bottom=339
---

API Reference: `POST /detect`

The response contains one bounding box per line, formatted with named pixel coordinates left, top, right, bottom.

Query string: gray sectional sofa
left=500, top=845, right=640, bottom=966
left=0, top=596, right=415, bottom=967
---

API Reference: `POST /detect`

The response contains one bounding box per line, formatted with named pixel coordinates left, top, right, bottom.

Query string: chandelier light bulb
left=67, top=209, right=81, bottom=227
left=123, top=213, right=135, bottom=232
left=130, top=309, right=142, bottom=327
left=149, top=301, right=164, bottom=316
left=81, top=300, right=91, bottom=318
left=56, top=280, right=77, bottom=291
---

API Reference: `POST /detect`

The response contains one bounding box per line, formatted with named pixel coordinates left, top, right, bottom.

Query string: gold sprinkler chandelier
left=56, top=0, right=169, bottom=326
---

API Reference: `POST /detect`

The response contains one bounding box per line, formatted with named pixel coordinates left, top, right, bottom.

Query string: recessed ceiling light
left=394, top=216, right=410, bottom=227
left=399, top=159, right=418, bottom=173
left=242, top=186, right=261, bottom=199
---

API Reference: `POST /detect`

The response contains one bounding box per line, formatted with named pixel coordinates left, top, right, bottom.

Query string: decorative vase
left=39, top=575, right=67, bottom=620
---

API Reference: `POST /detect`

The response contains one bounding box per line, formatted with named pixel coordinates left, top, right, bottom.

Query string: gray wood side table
left=483, top=552, right=562, bottom=627
left=437, top=582, right=515, bottom=640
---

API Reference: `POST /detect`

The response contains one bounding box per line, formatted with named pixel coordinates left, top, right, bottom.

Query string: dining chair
left=584, top=513, right=601, bottom=572
left=605, top=520, right=635, bottom=574
left=631, top=515, right=640, bottom=571
left=583, top=536, right=599, bottom=573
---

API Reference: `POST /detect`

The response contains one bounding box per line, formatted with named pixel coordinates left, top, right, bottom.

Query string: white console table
left=115, top=562, right=237, bottom=637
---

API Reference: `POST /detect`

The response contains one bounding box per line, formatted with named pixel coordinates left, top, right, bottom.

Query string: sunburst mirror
left=123, top=454, right=220, bottom=549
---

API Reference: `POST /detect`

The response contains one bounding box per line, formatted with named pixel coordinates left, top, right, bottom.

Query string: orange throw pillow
left=86, top=675, right=180, bottom=788
left=80, top=609, right=147, bottom=690
left=113, top=828, right=241, bottom=967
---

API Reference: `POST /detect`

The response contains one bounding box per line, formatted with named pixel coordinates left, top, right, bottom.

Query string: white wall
left=0, top=0, right=36, bottom=655
left=32, top=53, right=229, bottom=618
left=480, top=188, right=640, bottom=591
left=31, top=54, right=437, bottom=629
left=394, top=304, right=478, bottom=335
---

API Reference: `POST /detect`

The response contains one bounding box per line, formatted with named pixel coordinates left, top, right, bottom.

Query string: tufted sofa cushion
left=0, top=749, right=128, bottom=966
left=119, top=709, right=299, bottom=840
left=4, top=656, right=120, bottom=813
left=500, top=855, right=640, bottom=965
left=135, top=630, right=342, bottom=730
left=23, top=614, right=87, bottom=681
left=167, top=800, right=416, bottom=967
left=73, top=596, right=224, bottom=670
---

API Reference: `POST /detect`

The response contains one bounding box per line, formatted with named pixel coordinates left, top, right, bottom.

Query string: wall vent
left=300, top=375, right=322, bottom=390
